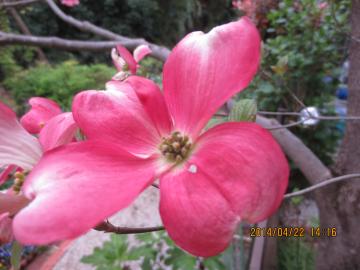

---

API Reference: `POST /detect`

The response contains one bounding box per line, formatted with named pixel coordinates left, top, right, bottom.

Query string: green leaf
left=290, top=188, right=304, bottom=206
left=228, top=99, right=257, bottom=122
left=205, top=117, right=227, bottom=130
left=203, top=257, right=225, bottom=270
left=11, top=241, right=23, bottom=270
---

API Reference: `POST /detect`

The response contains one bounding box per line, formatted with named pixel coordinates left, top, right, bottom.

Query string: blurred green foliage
left=278, top=238, right=315, bottom=270
left=81, top=232, right=225, bottom=270
left=0, top=8, right=21, bottom=81
left=3, top=60, right=114, bottom=112
left=243, top=0, right=350, bottom=167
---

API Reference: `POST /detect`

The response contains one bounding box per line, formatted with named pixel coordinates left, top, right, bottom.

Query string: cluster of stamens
left=159, top=131, right=192, bottom=163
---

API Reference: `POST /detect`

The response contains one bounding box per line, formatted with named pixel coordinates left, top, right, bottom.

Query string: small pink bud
left=61, top=0, right=80, bottom=7
left=318, top=2, right=328, bottom=10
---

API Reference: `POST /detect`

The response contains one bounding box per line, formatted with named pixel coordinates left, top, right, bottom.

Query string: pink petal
left=115, top=45, right=138, bottom=74
left=163, top=17, right=261, bottom=137
left=133, top=45, right=152, bottom=63
left=194, top=122, right=289, bottom=222
left=160, top=122, right=288, bottom=256
left=0, top=165, right=16, bottom=185
left=0, top=213, right=13, bottom=245
left=13, top=141, right=157, bottom=245
left=20, top=97, right=62, bottom=134
left=0, top=102, right=42, bottom=170
left=0, top=193, right=30, bottom=216
left=160, top=168, right=239, bottom=257
left=125, top=76, right=172, bottom=136
left=72, top=81, right=161, bottom=156
left=61, top=0, right=80, bottom=7
left=39, top=112, right=78, bottom=152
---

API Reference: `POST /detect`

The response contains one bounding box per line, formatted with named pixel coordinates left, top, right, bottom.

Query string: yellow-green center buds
left=159, top=131, right=192, bottom=163
left=13, top=171, right=26, bottom=194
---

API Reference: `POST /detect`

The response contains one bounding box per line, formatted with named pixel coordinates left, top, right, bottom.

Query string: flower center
left=159, top=131, right=192, bottom=163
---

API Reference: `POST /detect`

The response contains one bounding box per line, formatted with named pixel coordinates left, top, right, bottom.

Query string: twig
left=6, top=7, right=48, bottom=63
left=0, top=0, right=40, bottom=8
left=44, top=0, right=170, bottom=61
left=44, top=0, right=124, bottom=41
left=258, top=111, right=360, bottom=120
left=258, top=111, right=300, bottom=116
left=265, top=119, right=306, bottom=130
left=94, top=220, right=164, bottom=234
left=0, top=31, right=142, bottom=51
left=284, top=173, right=360, bottom=198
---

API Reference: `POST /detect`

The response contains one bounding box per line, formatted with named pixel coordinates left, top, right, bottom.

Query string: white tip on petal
left=112, top=71, right=129, bottom=81
left=0, top=103, right=42, bottom=170
left=133, top=45, right=152, bottom=63
left=111, top=48, right=127, bottom=72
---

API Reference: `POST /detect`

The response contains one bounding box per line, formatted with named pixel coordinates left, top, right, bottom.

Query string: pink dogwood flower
left=12, top=18, right=288, bottom=256
left=20, top=97, right=62, bottom=134
left=0, top=100, right=77, bottom=170
left=111, top=44, right=152, bottom=80
left=0, top=97, right=63, bottom=189
left=0, top=101, right=78, bottom=243
left=61, top=0, right=79, bottom=7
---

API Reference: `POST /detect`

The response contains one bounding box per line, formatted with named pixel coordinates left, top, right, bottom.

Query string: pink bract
left=112, top=44, right=152, bottom=76
left=13, top=18, right=289, bottom=257
left=0, top=100, right=78, bottom=243
left=20, top=97, right=62, bottom=134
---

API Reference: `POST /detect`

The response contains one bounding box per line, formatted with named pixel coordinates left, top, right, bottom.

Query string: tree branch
left=0, top=0, right=40, bottom=8
left=259, top=111, right=360, bottom=120
left=44, top=0, right=170, bottom=61
left=44, top=0, right=124, bottom=41
left=0, top=31, right=150, bottom=52
left=266, top=119, right=307, bottom=130
left=94, top=220, right=164, bottom=234
left=284, top=173, right=360, bottom=198
left=6, top=7, right=48, bottom=63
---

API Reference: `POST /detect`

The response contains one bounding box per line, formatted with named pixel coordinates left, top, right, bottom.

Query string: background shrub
left=3, top=60, right=114, bottom=112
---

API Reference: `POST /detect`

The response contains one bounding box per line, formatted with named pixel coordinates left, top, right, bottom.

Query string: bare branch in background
left=6, top=7, right=48, bottom=63
left=1, top=0, right=170, bottom=60
left=0, top=31, right=165, bottom=55
left=0, top=0, right=40, bottom=8
left=44, top=0, right=170, bottom=61
left=258, top=111, right=360, bottom=120
left=266, top=119, right=307, bottom=130
left=284, top=173, right=360, bottom=198
left=94, top=220, right=164, bottom=234
left=45, top=0, right=125, bottom=41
